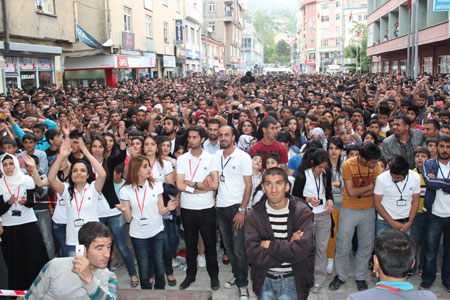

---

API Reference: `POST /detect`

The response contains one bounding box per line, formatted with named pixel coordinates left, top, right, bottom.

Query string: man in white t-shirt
left=374, top=155, right=420, bottom=236
left=214, top=126, right=252, bottom=299
left=176, top=126, right=220, bottom=291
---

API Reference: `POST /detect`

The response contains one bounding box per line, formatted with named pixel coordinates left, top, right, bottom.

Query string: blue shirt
left=12, top=119, right=57, bottom=151
left=375, top=281, right=414, bottom=291
left=203, top=139, right=220, bottom=154
left=17, top=150, right=49, bottom=175
left=287, top=154, right=302, bottom=177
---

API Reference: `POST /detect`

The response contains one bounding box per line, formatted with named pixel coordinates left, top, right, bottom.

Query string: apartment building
left=367, top=0, right=450, bottom=75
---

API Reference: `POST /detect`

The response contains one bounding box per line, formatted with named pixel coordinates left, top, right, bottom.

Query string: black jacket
left=292, top=168, right=334, bottom=203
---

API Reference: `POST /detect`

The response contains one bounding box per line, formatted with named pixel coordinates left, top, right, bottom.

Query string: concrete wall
left=0, top=0, right=75, bottom=44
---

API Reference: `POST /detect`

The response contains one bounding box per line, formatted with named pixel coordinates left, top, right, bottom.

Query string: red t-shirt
left=249, top=140, right=289, bottom=169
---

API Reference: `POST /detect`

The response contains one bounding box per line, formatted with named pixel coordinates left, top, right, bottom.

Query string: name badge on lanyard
left=4, top=178, right=22, bottom=217
left=394, top=175, right=409, bottom=207
left=73, top=188, right=87, bottom=227
left=135, top=186, right=148, bottom=226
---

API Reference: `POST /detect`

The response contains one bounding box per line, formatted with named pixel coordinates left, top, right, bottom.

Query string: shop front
left=64, top=53, right=156, bottom=87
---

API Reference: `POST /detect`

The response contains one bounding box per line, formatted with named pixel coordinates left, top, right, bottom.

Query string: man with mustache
left=420, top=136, right=450, bottom=292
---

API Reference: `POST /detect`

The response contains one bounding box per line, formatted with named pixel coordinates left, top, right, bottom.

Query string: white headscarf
left=0, top=154, right=29, bottom=195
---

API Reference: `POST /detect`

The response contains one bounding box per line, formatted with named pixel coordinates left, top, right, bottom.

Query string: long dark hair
left=327, top=136, right=344, bottom=174
left=67, top=159, right=94, bottom=202
left=298, top=148, right=330, bottom=174
left=285, top=116, right=302, bottom=148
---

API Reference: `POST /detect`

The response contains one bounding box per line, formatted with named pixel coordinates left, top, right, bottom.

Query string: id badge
left=59, top=199, right=65, bottom=206
left=397, top=199, right=407, bottom=206
left=74, top=218, right=84, bottom=227
left=220, top=174, right=225, bottom=182
left=139, top=218, right=149, bottom=226
left=11, top=210, right=21, bottom=217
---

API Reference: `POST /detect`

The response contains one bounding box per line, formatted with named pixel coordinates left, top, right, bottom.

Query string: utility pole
left=204, top=0, right=209, bottom=76
left=406, top=2, right=411, bottom=77
left=410, top=0, right=416, bottom=78
left=413, top=0, right=419, bottom=79
left=341, top=0, right=345, bottom=72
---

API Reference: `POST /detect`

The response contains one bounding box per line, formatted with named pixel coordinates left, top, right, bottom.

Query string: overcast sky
left=244, top=0, right=299, bottom=11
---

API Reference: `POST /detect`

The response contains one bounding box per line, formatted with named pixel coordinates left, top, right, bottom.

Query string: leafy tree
left=344, top=22, right=370, bottom=73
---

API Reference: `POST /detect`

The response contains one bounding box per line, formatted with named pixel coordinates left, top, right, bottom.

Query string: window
left=321, top=28, right=329, bottom=36
left=208, top=22, right=215, bottom=32
left=35, top=0, right=55, bottom=14
left=163, top=22, right=168, bottom=42
left=422, top=57, right=433, bottom=74
left=124, top=7, right=132, bottom=32
left=308, top=16, right=314, bottom=25
left=321, top=3, right=329, bottom=10
left=336, top=39, right=341, bottom=46
left=191, top=28, right=195, bottom=44
left=392, top=61, right=399, bottom=74
left=308, top=52, right=315, bottom=59
left=336, top=14, right=340, bottom=21
left=322, top=15, right=329, bottom=22
left=176, top=0, right=180, bottom=12
left=439, top=56, right=450, bottom=74
left=225, top=5, right=232, bottom=16
left=146, top=15, right=152, bottom=38
left=321, top=39, right=329, bottom=47
left=358, top=15, right=362, bottom=21
left=208, top=2, right=216, bottom=12
left=384, top=61, right=389, bottom=73
left=400, top=60, right=407, bottom=73
left=243, top=38, right=251, bottom=48
left=144, top=0, right=153, bottom=10
left=309, top=39, right=315, bottom=44
left=336, top=1, right=341, bottom=7
left=162, top=0, right=168, bottom=6
left=335, top=27, right=340, bottom=34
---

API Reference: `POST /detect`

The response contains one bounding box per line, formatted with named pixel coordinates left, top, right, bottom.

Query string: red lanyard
left=73, top=188, right=87, bottom=218
left=376, top=284, right=404, bottom=292
left=189, top=158, right=202, bottom=182
left=4, top=178, right=20, bottom=206
left=134, top=186, right=147, bottom=216
left=149, top=159, right=156, bottom=177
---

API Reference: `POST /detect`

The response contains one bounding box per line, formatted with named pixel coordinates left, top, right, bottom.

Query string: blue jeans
left=376, top=219, right=410, bottom=236
left=217, top=204, right=248, bottom=288
left=162, top=219, right=178, bottom=275
left=131, top=232, right=165, bottom=289
left=35, top=210, right=56, bottom=259
left=422, top=214, right=450, bottom=286
left=100, top=215, right=137, bottom=277
left=411, top=213, right=426, bottom=272
left=52, top=223, right=70, bottom=257
left=258, top=276, right=297, bottom=300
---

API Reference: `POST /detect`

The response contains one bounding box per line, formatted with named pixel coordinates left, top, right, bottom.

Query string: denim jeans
left=217, top=204, right=248, bottom=288
left=258, top=276, right=297, bottom=300
left=376, top=218, right=410, bottom=236
left=131, top=231, right=165, bottom=289
left=422, top=214, right=450, bottom=286
left=149, top=218, right=178, bottom=279
left=35, top=210, right=56, bottom=259
left=100, top=214, right=137, bottom=277
left=52, top=222, right=70, bottom=257
left=411, top=213, right=426, bottom=272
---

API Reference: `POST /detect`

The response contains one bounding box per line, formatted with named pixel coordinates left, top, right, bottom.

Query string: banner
left=434, top=0, right=450, bottom=11
left=76, top=24, right=104, bottom=49
left=175, top=20, right=183, bottom=44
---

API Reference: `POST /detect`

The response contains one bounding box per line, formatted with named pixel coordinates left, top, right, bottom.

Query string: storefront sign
left=163, top=55, right=176, bottom=68
left=117, top=56, right=129, bottom=68
left=175, top=19, right=183, bottom=44
left=19, top=57, right=36, bottom=71
left=21, top=74, right=35, bottom=80
left=56, top=70, right=63, bottom=88
left=122, top=32, right=135, bottom=50
left=186, top=49, right=193, bottom=58
left=142, top=52, right=156, bottom=68
left=76, top=24, right=104, bottom=49
left=5, top=57, right=17, bottom=73
left=304, top=59, right=316, bottom=65
left=38, top=58, right=53, bottom=70
left=434, top=0, right=450, bottom=11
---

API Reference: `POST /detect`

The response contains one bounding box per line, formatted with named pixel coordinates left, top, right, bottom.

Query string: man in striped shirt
left=245, top=167, right=315, bottom=300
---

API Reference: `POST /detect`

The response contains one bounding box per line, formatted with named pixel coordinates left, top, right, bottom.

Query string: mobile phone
left=75, top=245, right=85, bottom=257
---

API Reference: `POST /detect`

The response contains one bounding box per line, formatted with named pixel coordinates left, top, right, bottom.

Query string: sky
left=243, top=0, right=299, bottom=11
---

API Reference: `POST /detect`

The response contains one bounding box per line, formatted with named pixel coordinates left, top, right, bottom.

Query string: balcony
left=186, top=6, right=201, bottom=24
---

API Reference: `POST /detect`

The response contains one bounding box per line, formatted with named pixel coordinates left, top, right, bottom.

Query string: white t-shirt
left=0, top=176, right=36, bottom=226
left=151, top=159, right=173, bottom=183
left=177, top=150, right=218, bottom=210
left=60, top=181, right=101, bottom=245
left=52, top=194, right=67, bottom=224
left=303, top=168, right=327, bottom=214
left=374, top=170, right=421, bottom=220
left=432, top=161, right=450, bottom=218
left=120, top=180, right=164, bottom=239
left=214, top=148, right=253, bottom=207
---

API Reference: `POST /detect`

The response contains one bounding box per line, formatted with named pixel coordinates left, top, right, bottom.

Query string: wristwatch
left=238, top=207, right=246, bottom=214
left=192, top=182, right=198, bottom=189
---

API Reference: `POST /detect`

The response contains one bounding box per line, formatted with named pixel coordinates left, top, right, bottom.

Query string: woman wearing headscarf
left=0, top=154, right=49, bottom=290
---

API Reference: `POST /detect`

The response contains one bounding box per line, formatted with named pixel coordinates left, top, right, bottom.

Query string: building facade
left=241, top=23, right=264, bottom=73
left=206, top=0, right=244, bottom=72
left=0, top=0, right=73, bottom=93
left=297, top=0, right=367, bottom=73
left=202, top=36, right=225, bottom=73
left=367, top=0, right=450, bottom=75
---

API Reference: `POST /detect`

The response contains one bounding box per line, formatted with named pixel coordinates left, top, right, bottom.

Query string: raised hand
left=22, top=154, right=37, bottom=169
left=59, top=139, right=72, bottom=158
left=118, top=121, right=126, bottom=137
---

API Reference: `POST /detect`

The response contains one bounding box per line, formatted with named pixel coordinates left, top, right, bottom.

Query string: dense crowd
left=0, top=71, right=449, bottom=299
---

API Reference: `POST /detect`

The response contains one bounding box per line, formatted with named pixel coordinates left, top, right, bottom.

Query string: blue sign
left=76, top=24, right=104, bottom=49
left=186, top=49, right=193, bottom=58
left=175, top=19, right=183, bottom=44
left=434, top=0, right=450, bottom=11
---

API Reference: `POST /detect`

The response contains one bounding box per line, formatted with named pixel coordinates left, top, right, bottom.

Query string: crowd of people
left=0, top=71, right=449, bottom=299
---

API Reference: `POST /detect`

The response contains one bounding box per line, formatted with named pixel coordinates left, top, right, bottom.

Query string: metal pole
left=410, top=0, right=416, bottom=78
left=341, top=1, right=345, bottom=72
left=204, top=1, right=209, bottom=76
left=413, top=0, right=419, bottom=79
left=406, top=3, right=411, bottom=77
left=2, top=0, right=10, bottom=52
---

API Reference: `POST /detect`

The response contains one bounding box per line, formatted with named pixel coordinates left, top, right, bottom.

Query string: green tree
left=345, top=23, right=370, bottom=73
